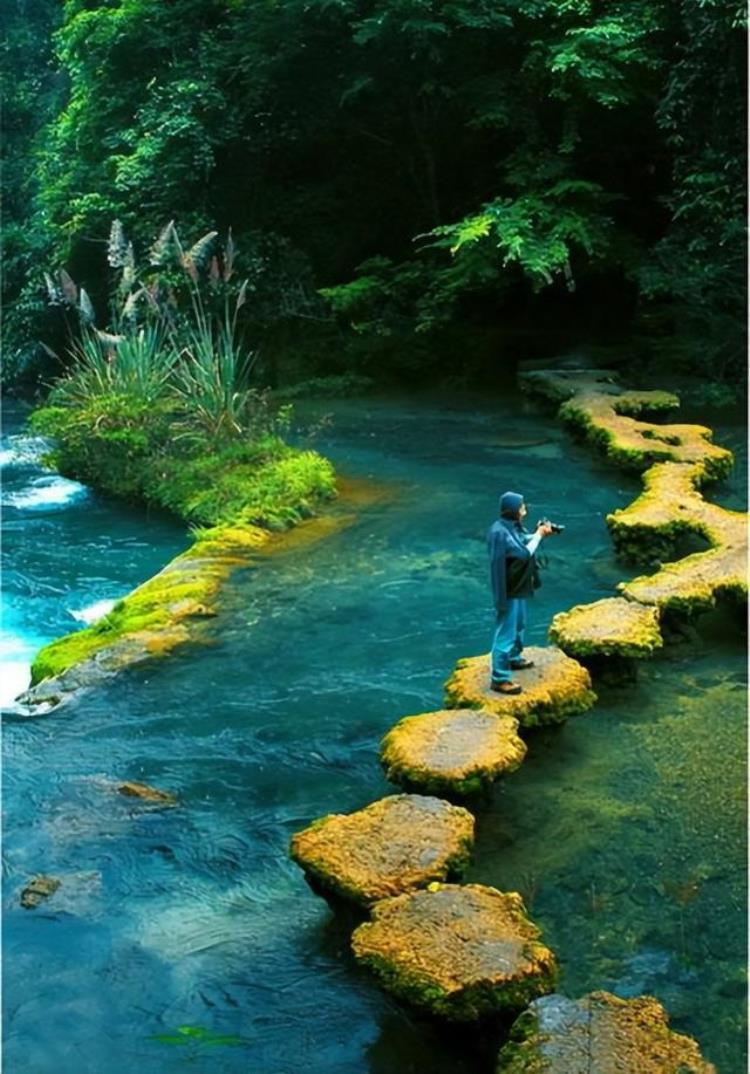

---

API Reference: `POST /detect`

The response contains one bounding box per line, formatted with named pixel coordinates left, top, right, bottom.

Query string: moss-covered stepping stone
left=352, top=883, right=557, bottom=1021
left=380, top=708, right=527, bottom=796
left=496, top=991, right=716, bottom=1073
left=444, top=646, right=596, bottom=727
left=289, top=794, right=474, bottom=907
left=548, top=597, right=662, bottom=659
left=520, top=370, right=733, bottom=482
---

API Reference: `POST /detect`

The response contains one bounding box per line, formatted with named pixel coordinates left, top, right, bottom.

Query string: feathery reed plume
left=108, top=220, right=129, bottom=267
left=223, top=228, right=235, bottom=281
left=182, top=230, right=218, bottom=281
left=59, top=269, right=78, bottom=305
left=209, top=255, right=220, bottom=282
left=149, top=220, right=177, bottom=266
left=183, top=256, right=200, bottom=282
left=121, top=288, right=145, bottom=321
left=79, top=288, right=96, bottom=325
left=43, top=272, right=63, bottom=305
left=119, top=242, right=137, bottom=293
left=186, top=230, right=218, bottom=269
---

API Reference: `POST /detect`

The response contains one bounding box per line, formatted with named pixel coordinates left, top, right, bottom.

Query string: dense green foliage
left=30, top=397, right=335, bottom=529
left=3, top=0, right=746, bottom=388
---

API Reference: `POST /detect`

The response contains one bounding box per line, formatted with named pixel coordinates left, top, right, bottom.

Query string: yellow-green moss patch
left=620, top=545, right=748, bottom=614
left=607, top=461, right=742, bottom=560
left=496, top=991, right=716, bottom=1073
left=444, top=646, right=596, bottom=728
left=26, top=523, right=268, bottom=690
left=606, top=460, right=747, bottom=614
left=380, top=709, right=527, bottom=796
left=289, top=794, right=475, bottom=907
left=351, top=884, right=558, bottom=1021
left=19, top=503, right=365, bottom=709
left=548, top=598, right=662, bottom=659
left=521, top=371, right=745, bottom=620
left=521, top=370, right=732, bottom=481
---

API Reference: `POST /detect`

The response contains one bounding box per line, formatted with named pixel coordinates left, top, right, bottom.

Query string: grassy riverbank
left=30, top=396, right=335, bottom=531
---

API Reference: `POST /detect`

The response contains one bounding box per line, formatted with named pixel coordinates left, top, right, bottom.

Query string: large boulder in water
left=380, top=708, right=526, bottom=796
left=351, top=883, right=557, bottom=1021
left=289, top=794, right=474, bottom=907
left=496, top=991, right=716, bottom=1073
left=444, top=646, right=596, bottom=727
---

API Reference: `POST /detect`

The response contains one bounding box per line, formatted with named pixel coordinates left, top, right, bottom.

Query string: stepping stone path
left=290, top=794, right=474, bottom=906
left=352, top=884, right=557, bottom=1021
left=444, top=646, right=596, bottom=727
left=520, top=368, right=747, bottom=653
left=289, top=368, right=732, bottom=1066
left=497, top=991, right=716, bottom=1073
left=380, top=708, right=526, bottom=796
left=549, top=597, right=662, bottom=660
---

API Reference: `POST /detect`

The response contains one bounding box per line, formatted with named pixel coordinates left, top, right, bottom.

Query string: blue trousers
left=490, top=599, right=527, bottom=683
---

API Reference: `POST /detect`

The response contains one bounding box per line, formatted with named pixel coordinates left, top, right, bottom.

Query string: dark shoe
left=490, top=680, right=522, bottom=695
left=510, top=658, right=535, bottom=670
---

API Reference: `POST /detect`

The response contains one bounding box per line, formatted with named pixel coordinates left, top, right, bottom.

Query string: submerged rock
left=444, top=646, right=596, bottom=727
left=117, top=780, right=178, bottom=805
left=351, top=884, right=557, bottom=1020
left=380, top=708, right=527, bottom=795
left=549, top=597, right=663, bottom=659
left=496, top=990, right=716, bottom=1073
left=20, top=875, right=61, bottom=909
left=290, top=794, right=474, bottom=906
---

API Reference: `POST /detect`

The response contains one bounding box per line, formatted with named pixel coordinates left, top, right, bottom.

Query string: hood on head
left=499, top=491, right=524, bottom=519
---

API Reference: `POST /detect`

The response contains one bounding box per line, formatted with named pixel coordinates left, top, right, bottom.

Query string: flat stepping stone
left=549, top=597, right=662, bottom=659
left=497, top=991, right=716, bottom=1073
left=289, top=794, right=474, bottom=906
left=444, top=646, right=596, bottom=727
left=351, top=883, right=557, bottom=1021
left=380, top=708, right=526, bottom=795
left=621, top=543, right=748, bottom=613
left=521, top=370, right=732, bottom=481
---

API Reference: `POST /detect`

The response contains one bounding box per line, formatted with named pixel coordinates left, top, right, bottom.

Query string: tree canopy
left=2, top=0, right=746, bottom=388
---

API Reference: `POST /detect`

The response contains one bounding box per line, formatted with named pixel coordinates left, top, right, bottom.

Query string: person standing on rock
left=488, top=491, right=553, bottom=695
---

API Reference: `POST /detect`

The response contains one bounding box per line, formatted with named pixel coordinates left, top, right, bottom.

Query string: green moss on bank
left=29, top=524, right=269, bottom=684
left=25, top=395, right=336, bottom=691
left=30, top=399, right=336, bottom=530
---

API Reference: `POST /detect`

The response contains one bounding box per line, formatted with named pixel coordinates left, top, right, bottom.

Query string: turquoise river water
left=2, top=392, right=747, bottom=1073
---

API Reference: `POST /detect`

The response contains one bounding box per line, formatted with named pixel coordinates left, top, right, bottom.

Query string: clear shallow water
left=2, top=392, right=746, bottom=1073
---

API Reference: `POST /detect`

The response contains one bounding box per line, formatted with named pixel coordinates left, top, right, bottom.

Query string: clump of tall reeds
left=43, top=220, right=270, bottom=443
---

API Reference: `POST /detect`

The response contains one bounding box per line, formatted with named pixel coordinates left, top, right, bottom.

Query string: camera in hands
left=537, top=518, right=565, bottom=535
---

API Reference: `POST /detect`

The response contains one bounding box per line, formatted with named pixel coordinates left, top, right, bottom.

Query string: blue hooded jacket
left=487, top=492, right=539, bottom=613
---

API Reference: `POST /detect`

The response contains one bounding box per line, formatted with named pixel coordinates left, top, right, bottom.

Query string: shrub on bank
left=30, top=222, right=337, bottom=529
left=31, top=397, right=335, bottom=530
